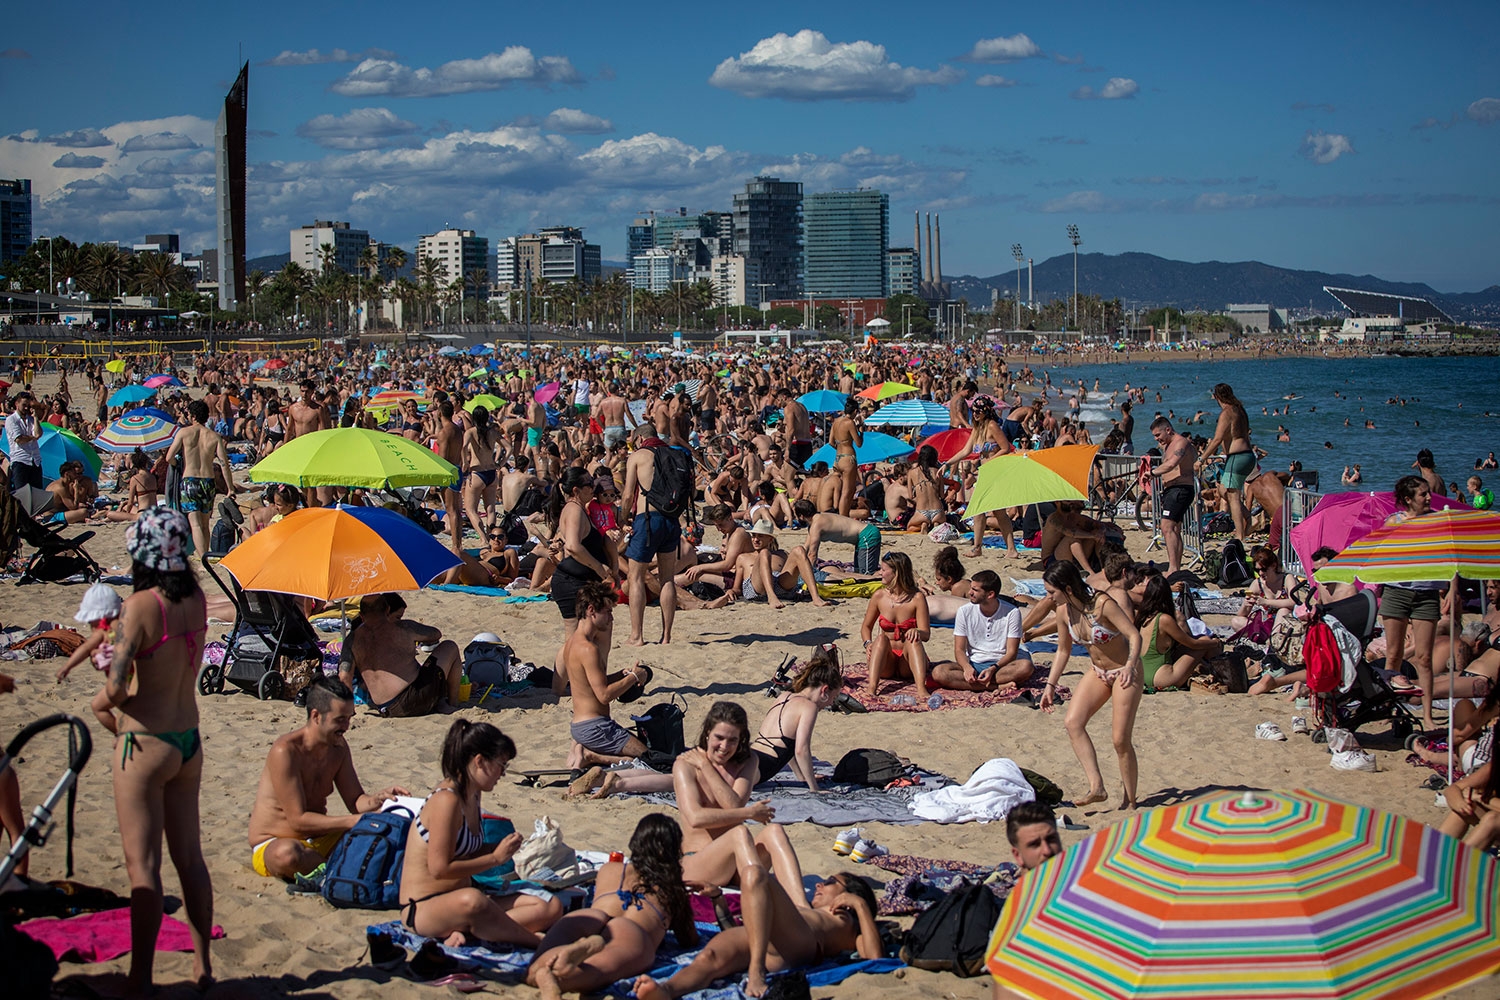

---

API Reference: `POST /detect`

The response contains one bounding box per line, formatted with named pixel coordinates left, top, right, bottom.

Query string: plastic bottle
left=458, top=672, right=472, bottom=702
left=891, top=694, right=915, bottom=706
left=927, top=692, right=944, bottom=710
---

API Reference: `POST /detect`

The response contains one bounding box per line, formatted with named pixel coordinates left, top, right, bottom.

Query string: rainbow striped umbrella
left=94, top=409, right=178, bottom=453
left=987, top=788, right=1500, bottom=1000
left=1311, top=507, right=1500, bottom=584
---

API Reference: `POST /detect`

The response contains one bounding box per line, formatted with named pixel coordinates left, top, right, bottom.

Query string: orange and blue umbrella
left=988, top=788, right=1500, bottom=1000
left=1, top=421, right=103, bottom=479
left=218, top=505, right=461, bottom=602
left=94, top=409, right=177, bottom=453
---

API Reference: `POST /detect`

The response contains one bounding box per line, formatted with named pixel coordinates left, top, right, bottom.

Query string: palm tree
left=415, top=255, right=445, bottom=327
left=82, top=243, right=131, bottom=302
left=134, top=252, right=186, bottom=300
left=356, top=244, right=380, bottom=333
left=465, top=267, right=489, bottom=322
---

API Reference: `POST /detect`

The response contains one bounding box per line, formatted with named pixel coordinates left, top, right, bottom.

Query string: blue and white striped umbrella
left=867, top=398, right=951, bottom=427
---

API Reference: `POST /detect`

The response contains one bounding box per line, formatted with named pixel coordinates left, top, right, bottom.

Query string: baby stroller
left=199, top=556, right=322, bottom=701
left=1, top=714, right=93, bottom=998
left=5, top=486, right=103, bottom=586
left=1309, top=590, right=1419, bottom=742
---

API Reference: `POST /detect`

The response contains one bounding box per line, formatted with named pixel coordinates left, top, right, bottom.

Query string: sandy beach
left=1, top=503, right=1492, bottom=999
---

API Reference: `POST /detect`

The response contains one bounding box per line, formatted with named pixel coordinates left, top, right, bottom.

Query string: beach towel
left=429, top=583, right=511, bottom=597
left=870, top=856, right=1019, bottom=916
left=815, top=580, right=882, bottom=599
left=959, top=534, right=1040, bottom=552
left=367, top=919, right=902, bottom=999
left=840, top=662, right=1068, bottom=712
left=628, top=759, right=948, bottom=827
left=16, top=909, right=225, bottom=963
left=909, top=758, right=1035, bottom=824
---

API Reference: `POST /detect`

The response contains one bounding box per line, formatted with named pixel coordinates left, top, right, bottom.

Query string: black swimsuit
left=751, top=697, right=797, bottom=784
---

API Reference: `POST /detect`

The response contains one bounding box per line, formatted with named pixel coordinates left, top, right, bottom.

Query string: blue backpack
left=321, top=806, right=414, bottom=909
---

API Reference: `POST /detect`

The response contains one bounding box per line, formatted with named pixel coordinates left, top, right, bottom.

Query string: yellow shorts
left=251, top=831, right=344, bottom=878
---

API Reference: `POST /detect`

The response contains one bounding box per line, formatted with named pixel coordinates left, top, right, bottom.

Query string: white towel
left=908, top=758, right=1035, bottom=824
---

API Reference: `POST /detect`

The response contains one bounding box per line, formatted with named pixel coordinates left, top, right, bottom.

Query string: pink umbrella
left=143, top=374, right=184, bottom=389
left=1290, top=490, right=1471, bottom=582
left=533, top=382, right=561, bottom=405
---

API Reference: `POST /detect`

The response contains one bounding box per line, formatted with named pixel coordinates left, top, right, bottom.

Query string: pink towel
left=16, top=909, right=225, bottom=963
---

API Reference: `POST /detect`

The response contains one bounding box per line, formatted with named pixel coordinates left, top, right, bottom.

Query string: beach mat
left=429, top=583, right=511, bottom=597
left=840, top=661, right=1069, bottom=713
left=17, top=910, right=225, bottom=963
left=367, top=919, right=902, bottom=998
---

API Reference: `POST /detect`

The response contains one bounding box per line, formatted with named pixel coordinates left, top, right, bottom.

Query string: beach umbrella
left=369, top=361, right=390, bottom=370
left=103, top=360, right=126, bottom=374
left=366, top=390, right=425, bottom=411
left=219, top=505, right=460, bottom=603
left=108, top=385, right=156, bottom=407
left=964, top=450, right=1088, bottom=517
left=1315, top=507, right=1500, bottom=777
left=143, top=374, right=184, bottom=389
left=438, top=346, right=464, bottom=357
left=263, top=359, right=289, bottom=370
left=94, top=410, right=177, bottom=453
left=867, top=398, right=950, bottom=427
left=805, top=431, right=913, bottom=469
left=249, top=427, right=458, bottom=489
left=917, top=427, right=975, bottom=462
left=855, top=380, right=919, bottom=401
left=1290, top=491, right=1470, bottom=585
left=534, top=382, right=562, bottom=405
left=468, top=366, right=488, bottom=378
left=1024, top=443, right=1098, bottom=495
left=248, top=359, right=269, bottom=371
left=987, top=787, right=1500, bottom=1000
left=1, top=421, right=102, bottom=480
left=670, top=379, right=704, bottom=402
left=866, top=317, right=891, bottom=328
left=797, top=389, right=849, bottom=413
left=464, top=394, right=507, bottom=414
left=468, top=344, right=493, bottom=356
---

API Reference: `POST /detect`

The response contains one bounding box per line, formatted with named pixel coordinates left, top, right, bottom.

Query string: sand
left=2, top=506, right=1494, bottom=999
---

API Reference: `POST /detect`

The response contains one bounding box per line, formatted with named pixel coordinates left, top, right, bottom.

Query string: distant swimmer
left=1282, top=394, right=1301, bottom=400
left=1344, top=418, right=1350, bottom=427
left=1365, top=420, right=1376, bottom=429
left=1342, top=465, right=1363, bottom=485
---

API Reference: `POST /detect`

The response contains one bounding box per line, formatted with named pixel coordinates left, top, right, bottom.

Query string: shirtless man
left=1039, top=500, right=1106, bottom=571
left=800, top=506, right=882, bottom=575
left=1149, top=416, right=1197, bottom=576
left=338, top=593, right=461, bottom=718
left=778, top=389, right=814, bottom=469
left=633, top=866, right=880, bottom=999
left=706, top=465, right=751, bottom=510
left=285, top=380, right=332, bottom=505
left=246, top=676, right=407, bottom=879
left=595, top=381, right=635, bottom=451
left=163, top=399, right=230, bottom=556
left=526, top=390, right=549, bottom=469
left=1197, top=382, right=1253, bottom=542
left=433, top=401, right=465, bottom=552
left=675, top=505, right=750, bottom=593
left=763, top=445, right=798, bottom=495
left=1414, top=448, right=1447, bottom=497
left=622, top=436, right=685, bottom=645
left=948, top=380, right=976, bottom=429
left=562, top=581, right=649, bottom=768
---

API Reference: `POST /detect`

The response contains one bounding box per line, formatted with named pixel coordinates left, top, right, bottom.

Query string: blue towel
left=366, top=919, right=901, bottom=999
left=429, top=583, right=511, bottom=597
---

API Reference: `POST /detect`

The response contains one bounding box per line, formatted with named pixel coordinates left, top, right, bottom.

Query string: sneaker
left=1290, top=716, right=1309, bottom=735
left=1330, top=749, right=1377, bottom=772
left=1255, top=722, right=1287, bottom=741
left=832, top=827, right=861, bottom=855
left=849, top=838, right=888, bottom=863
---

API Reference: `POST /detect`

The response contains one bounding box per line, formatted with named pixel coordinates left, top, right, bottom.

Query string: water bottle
left=891, top=694, right=914, bottom=706
left=927, top=693, right=944, bottom=710
left=458, top=672, right=472, bottom=702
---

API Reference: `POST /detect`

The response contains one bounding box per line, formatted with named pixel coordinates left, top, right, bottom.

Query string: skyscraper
left=732, top=176, right=802, bottom=300
left=290, top=220, right=370, bottom=274
left=0, top=179, right=31, bottom=264
left=416, top=228, right=490, bottom=299
left=214, top=62, right=248, bottom=311
left=803, top=190, right=889, bottom=300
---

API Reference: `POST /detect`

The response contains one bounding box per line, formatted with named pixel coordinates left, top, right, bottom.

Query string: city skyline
left=1, top=1, right=1496, bottom=290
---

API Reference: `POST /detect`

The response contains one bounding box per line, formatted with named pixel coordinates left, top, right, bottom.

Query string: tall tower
left=934, top=215, right=942, bottom=284
left=924, top=214, right=934, bottom=283
left=803, top=189, right=888, bottom=300
left=215, top=62, right=248, bottom=312
left=732, top=176, right=803, bottom=300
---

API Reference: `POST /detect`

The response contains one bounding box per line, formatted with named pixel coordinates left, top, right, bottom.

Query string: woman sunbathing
left=398, top=720, right=563, bottom=947
left=526, top=813, right=697, bottom=1000
left=861, top=552, right=933, bottom=699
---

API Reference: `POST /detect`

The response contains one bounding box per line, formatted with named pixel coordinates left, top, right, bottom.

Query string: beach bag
left=644, top=445, right=694, bottom=518
left=1218, top=538, right=1252, bottom=588
left=499, top=485, right=548, bottom=544
left=1303, top=620, right=1341, bottom=694
left=1241, top=607, right=1275, bottom=645
left=321, top=806, right=415, bottom=910
left=899, top=880, right=1000, bottom=977
left=1205, top=649, right=1249, bottom=694
left=1019, top=767, right=1064, bottom=807
left=632, top=696, right=687, bottom=772
left=512, top=816, right=576, bottom=881
left=209, top=516, right=236, bottom=556
left=833, top=748, right=909, bottom=788
left=1268, top=615, right=1311, bottom=667
left=463, top=637, right=515, bottom=687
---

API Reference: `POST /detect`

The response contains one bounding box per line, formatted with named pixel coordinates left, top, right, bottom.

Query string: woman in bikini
left=1197, top=382, right=1254, bottom=543
left=951, top=399, right=1019, bottom=557
left=260, top=398, right=287, bottom=454
left=750, top=647, right=844, bottom=790
left=527, top=813, right=698, bottom=1000
left=88, top=508, right=216, bottom=994
left=905, top=445, right=952, bottom=533
left=397, top=719, right=563, bottom=947
left=829, top=398, right=863, bottom=517
left=1030, top=559, right=1144, bottom=809
left=462, top=405, right=504, bottom=542
left=920, top=545, right=969, bottom=622
left=1134, top=574, right=1222, bottom=693
left=861, top=551, right=934, bottom=700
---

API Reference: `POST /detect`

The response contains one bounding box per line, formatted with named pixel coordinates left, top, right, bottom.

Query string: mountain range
left=946, top=252, right=1500, bottom=324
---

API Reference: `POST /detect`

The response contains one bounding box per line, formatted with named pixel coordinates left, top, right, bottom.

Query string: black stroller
left=5, top=486, right=102, bottom=586
left=1311, top=590, right=1419, bottom=742
left=199, top=556, right=322, bottom=701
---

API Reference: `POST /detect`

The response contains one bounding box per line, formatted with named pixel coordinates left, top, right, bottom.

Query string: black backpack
left=833, top=748, right=909, bottom=788
left=899, top=880, right=1001, bottom=977
left=1218, top=537, right=1252, bottom=588
left=632, top=696, right=686, bottom=772
left=644, top=445, right=694, bottom=519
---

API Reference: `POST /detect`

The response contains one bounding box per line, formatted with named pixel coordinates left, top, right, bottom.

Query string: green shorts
left=854, top=523, right=882, bottom=574
left=1219, top=451, right=1256, bottom=490
left=526, top=427, right=543, bottom=448
left=1378, top=585, right=1442, bottom=622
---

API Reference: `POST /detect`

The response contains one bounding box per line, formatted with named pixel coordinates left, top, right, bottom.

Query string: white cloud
left=120, top=131, right=200, bottom=153
left=53, top=153, right=106, bottom=168
left=962, top=33, right=1042, bottom=63
left=1072, top=77, right=1138, bottom=100
left=708, top=30, right=961, bottom=102
left=296, top=108, right=422, bottom=150
left=1467, top=98, right=1500, bottom=124
left=260, top=47, right=396, bottom=67
left=330, top=48, right=583, bottom=97
left=975, top=75, right=1016, bottom=88
left=1040, top=190, right=1116, bottom=213
left=1300, top=130, right=1354, bottom=164
left=43, top=128, right=112, bottom=148
left=544, top=108, right=614, bottom=134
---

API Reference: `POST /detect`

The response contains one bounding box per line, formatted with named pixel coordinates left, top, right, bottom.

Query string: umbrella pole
left=1448, top=573, right=1457, bottom=782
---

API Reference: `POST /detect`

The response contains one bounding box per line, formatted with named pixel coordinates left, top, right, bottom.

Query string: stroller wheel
left=258, top=671, right=285, bottom=701
left=196, top=662, right=225, bottom=696
left=1391, top=715, right=1414, bottom=740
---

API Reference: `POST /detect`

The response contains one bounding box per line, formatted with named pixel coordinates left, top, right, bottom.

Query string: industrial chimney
left=934, top=215, right=943, bottom=287
left=925, top=214, right=934, bottom=283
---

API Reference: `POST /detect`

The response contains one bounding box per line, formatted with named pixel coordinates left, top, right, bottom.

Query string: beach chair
left=10, top=499, right=103, bottom=586
left=199, top=556, right=322, bottom=701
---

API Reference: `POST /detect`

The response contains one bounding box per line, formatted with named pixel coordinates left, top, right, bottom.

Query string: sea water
left=1012, top=355, right=1500, bottom=497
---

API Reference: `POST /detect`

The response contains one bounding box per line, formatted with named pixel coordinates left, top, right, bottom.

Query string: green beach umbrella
left=250, top=427, right=458, bottom=489
left=464, top=394, right=508, bottom=414
left=964, top=451, right=1087, bottom=518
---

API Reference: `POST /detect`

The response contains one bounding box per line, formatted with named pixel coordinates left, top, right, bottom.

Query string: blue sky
left=2, top=1, right=1497, bottom=290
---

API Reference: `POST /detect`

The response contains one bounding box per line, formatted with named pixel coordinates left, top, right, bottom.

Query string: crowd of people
left=1, top=337, right=1497, bottom=998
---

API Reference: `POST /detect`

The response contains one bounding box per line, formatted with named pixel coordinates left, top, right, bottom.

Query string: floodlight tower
left=1010, top=243, right=1024, bottom=329
left=1067, top=224, right=1082, bottom=329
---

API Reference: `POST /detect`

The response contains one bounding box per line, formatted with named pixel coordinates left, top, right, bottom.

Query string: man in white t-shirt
left=931, top=570, right=1034, bottom=691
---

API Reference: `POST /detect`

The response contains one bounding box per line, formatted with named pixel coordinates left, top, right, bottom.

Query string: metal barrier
left=1089, top=454, right=1141, bottom=521
left=1280, top=487, right=1324, bottom=578
left=1144, top=473, right=1206, bottom=571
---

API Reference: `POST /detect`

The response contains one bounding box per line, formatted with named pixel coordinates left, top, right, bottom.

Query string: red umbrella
left=918, top=427, right=974, bottom=462
left=264, top=359, right=289, bottom=370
